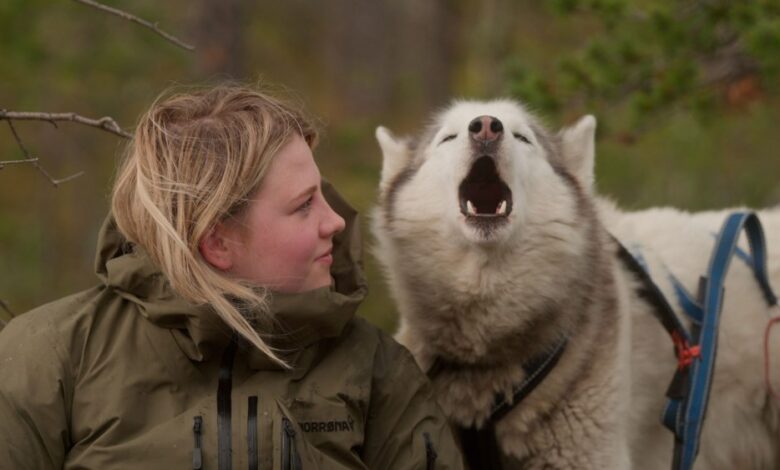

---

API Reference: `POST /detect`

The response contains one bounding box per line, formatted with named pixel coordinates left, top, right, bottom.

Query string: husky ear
left=375, top=126, right=412, bottom=193
left=559, top=115, right=597, bottom=192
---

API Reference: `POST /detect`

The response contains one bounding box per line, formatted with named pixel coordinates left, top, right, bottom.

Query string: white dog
left=371, top=99, right=780, bottom=469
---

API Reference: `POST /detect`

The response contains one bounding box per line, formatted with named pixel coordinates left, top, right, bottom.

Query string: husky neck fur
left=372, top=99, right=780, bottom=468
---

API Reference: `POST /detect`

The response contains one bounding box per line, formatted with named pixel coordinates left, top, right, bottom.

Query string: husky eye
left=513, top=132, right=531, bottom=144
left=439, top=134, right=457, bottom=145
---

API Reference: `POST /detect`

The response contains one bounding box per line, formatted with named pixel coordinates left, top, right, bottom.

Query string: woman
left=0, top=85, right=463, bottom=469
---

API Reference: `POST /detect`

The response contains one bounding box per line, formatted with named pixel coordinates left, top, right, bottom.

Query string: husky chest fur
left=372, top=100, right=780, bottom=469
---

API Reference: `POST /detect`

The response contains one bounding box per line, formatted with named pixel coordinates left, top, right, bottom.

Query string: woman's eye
left=513, top=132, right=531, bottom=144
left=439, top=134, right=457, bottom=145
left=298, top=196, right=314, bottom=212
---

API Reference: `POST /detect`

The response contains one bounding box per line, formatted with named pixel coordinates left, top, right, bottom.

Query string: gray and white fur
left=371, top=99, right=780, bottom=469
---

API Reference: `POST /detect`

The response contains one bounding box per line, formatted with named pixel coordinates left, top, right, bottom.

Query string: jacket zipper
left=218, top=338, right=238, bottom=470
left=193, top=416, right=203, bottom=470
left=247, top=396, right=259, bottom=470
left=424, top=432, right=437, bottom=470
left=281, top=417, right=301, bottom=470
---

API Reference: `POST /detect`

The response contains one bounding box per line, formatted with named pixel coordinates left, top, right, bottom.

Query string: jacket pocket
left=281, top=417, right=302, bottom=470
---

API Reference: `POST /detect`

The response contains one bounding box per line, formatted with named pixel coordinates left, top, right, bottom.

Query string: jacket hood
left=95, top=181, right=368, bottom=368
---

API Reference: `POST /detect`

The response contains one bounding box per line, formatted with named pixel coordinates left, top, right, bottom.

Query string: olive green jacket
left=0, top=186, right=463, bottom=470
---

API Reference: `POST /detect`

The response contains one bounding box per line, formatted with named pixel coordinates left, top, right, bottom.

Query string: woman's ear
left=198, top=225, right=235, bottom=271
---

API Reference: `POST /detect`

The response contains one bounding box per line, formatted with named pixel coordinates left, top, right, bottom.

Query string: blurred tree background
left=1, top=0, right=778, bottom=330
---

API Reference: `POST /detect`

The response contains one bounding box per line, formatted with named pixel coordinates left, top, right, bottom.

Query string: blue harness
left=622, top=212, right=778, bottom=470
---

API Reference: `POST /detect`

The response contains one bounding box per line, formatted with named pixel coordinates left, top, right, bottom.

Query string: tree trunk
left=191, top=0, right=246, bottom=78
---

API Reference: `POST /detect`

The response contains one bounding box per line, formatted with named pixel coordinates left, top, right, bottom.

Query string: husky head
left=372, top=99, right=602, bottom=362
left=375, top=100, right=596, bottom=246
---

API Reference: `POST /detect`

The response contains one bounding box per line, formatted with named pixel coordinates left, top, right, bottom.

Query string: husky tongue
left=458, top=156, right=512, bottom=217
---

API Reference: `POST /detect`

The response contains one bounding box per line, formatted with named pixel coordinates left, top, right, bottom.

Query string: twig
left=3, top=120, right=86, bottom=187
left=0, top=299, right=14, bottom=324
left=0, top=110, right=132, bottom=139
left=52, top=170, right=86, bottom=185
left=74, top=0, right=195, bottom=51
left=6, top=119, right=32, bottom=156
left=0, top=158, right=39, bottom=166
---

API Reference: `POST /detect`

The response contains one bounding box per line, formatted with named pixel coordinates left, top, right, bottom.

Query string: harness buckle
left=672, top=331, right=701, bottom=370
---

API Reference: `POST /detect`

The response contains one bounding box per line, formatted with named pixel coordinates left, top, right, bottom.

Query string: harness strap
left=667, top=231, right=771, bottom=326
left=615, top=240, right=698, bottom=423
left=619, top=213, right=779, bottom=470
left=667, top=274, right=704, bottom=325
left=672, top=212, right=778, bottom=470
left=615, top=240, right=691, bottom=344
left=765, top=316, right=780, bottom=401
left=490, top=336, right=568, bottom=422
left=457, top=423, right=504, bottom=470
left=427, top=336, right=568, bottom=470
left=618, top=218, right=771, bottom=470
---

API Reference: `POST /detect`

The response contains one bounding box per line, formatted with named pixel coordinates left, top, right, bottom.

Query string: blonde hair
left=112, top=84, right=318, bottom=367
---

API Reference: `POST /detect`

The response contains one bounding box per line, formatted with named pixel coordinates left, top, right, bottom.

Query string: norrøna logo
left=300, top=416, right=354, bottom=433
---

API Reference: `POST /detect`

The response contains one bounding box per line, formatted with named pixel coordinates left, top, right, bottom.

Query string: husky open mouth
left=458, top=156, right=513, bottom=221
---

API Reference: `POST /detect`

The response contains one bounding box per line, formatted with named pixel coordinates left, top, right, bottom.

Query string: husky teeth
left=497, top=200, right=507, bottom=215
left=466, top=200, right=477, bottom=216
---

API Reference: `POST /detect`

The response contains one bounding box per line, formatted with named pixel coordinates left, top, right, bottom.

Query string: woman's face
left=222, top=135, right=346, bottom=292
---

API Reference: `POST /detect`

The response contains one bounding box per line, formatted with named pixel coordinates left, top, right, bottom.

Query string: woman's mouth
left=315, top=249, right=333, bottom=264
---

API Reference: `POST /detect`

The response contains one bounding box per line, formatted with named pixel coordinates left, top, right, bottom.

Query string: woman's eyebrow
left=291, top=185, right=317, bottom=202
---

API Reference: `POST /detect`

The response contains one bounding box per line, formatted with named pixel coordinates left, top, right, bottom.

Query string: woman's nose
left=321, top=202, right=346, bottom=237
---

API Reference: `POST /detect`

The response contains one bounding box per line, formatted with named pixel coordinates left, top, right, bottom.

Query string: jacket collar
left=95, top=181, right=368, bottom=369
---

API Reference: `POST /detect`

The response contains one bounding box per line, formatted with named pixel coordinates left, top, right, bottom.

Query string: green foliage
left=506, top=0, right=780, bottom=131
left=1, top=1, right=778, bottom=333
left=746, top=17, right=780, bottom=79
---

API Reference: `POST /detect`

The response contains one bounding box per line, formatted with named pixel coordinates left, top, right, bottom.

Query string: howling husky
left=371, top=99, right=780, bottom=469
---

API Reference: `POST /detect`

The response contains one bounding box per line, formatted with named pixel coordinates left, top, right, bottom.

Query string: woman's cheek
left=287, top=228, right=319, bottom=264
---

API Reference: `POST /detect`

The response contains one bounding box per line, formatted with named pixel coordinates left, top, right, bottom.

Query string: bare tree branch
left=0, top=157, right=39, bottom=166
left=2, top=120, right=86, bottom=187
left=1, top=2, right=192, bottom=312
left=6, top=118, right=32, bottom=155
left=0, top=110, right=132, bottom=139
left=0, top=299, right=14, bottom=324
left=74, top=0, right=195, bottom=51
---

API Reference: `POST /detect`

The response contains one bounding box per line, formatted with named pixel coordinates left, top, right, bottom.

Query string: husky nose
left=468, top=116, right=503, bottom=142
